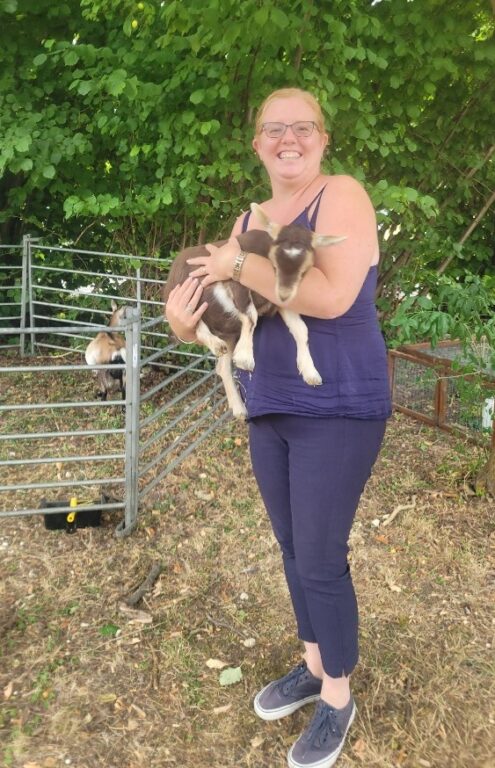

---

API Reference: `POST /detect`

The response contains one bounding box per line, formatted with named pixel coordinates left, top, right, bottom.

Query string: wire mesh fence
left=389, top=341, right=495, bottom=444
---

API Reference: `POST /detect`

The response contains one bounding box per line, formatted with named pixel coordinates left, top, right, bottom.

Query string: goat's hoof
left=302, top=370, right=323, bottom=387
left=232, top=406, right=248, bottom=420
left=233, top=354, right=255, bottom=372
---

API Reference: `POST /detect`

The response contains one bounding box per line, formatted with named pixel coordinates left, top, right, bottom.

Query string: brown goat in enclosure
left=162, top=204, right=344, bottom=418
left=85, top=301, right=128, bottom=401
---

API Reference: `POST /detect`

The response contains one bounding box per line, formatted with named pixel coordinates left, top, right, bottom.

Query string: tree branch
left=436, top=187, right=495, bottom=275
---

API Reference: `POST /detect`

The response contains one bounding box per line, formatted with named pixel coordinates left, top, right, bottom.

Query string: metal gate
left=0, top=236, right=229, bottom=536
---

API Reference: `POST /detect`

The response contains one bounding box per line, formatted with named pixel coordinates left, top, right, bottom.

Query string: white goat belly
left=212, top=284, right=240, bottom=318
left=85, top=348, right=97, bottom=366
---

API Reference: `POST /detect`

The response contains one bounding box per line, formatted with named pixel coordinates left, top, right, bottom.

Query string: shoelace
left=304, top=701, right=342, bottom=748
left=280, top=662, right=310, bottom=695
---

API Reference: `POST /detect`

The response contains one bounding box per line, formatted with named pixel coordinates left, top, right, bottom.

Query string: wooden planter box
left=388, top=340, right=495, bottom=445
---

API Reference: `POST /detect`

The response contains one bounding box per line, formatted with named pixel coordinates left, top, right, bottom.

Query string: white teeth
left=279, top=151, right=300, bottom=159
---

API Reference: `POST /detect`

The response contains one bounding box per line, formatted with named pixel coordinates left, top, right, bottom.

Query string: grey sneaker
left=287, top=697, right=356, bottom=768
left=253, top=661, right=322, bottom=721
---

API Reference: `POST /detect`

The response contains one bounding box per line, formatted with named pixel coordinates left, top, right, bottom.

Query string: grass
left=0, top=359, right=494, bottom=767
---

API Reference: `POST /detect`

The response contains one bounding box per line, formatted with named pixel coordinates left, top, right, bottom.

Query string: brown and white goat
left=85, top=301, right=128, bottom=401
left=162, top=204, right=344, bottom=419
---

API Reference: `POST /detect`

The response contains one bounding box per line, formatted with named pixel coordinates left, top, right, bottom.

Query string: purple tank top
left=237, top=188, right=392, bottom=420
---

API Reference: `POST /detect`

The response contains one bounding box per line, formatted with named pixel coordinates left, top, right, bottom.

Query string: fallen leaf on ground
left=250, top=735, right=264, bottom=748
left=206, top=658, right=228, bottom=669
left=352, top=737, right=367, bottom=760
left=194, top=490, right=214, bottom=501
left=213, top=704, right=232, bottom=714
left=386, top=580, right=402, bottom=593
left=3, top=681, right=13, bottom=700
left=219, top=666, right=243, bottom=686
left=98, top=692, right=117, bottom=703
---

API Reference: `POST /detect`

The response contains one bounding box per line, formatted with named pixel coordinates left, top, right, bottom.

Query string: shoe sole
left=286, top=702, right=356, bottom=768
left=253, top=684, right=321, bottom=721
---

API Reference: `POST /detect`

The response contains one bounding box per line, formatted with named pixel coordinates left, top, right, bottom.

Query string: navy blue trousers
left=249, top=414, right=386, bottom=677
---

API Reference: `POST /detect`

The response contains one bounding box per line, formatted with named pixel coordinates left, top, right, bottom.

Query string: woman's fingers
left=165, top=276, right=207, bottom=327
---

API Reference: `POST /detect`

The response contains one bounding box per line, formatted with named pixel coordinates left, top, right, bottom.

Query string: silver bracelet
left=175, top=334, right=196, bottom=345
left=232, top=250, right=248, bottom=282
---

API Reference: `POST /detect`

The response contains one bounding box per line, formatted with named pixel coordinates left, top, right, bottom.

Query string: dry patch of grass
left=1, top=412, right=494, bottom=768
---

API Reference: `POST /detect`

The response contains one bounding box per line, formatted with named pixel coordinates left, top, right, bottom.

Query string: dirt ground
left=1, top=412, right=494, bottom=768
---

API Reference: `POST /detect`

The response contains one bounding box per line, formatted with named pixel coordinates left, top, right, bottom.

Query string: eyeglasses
left=260, top=121, right=318, bottom=139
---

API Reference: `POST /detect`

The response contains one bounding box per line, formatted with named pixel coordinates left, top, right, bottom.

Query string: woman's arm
left=189, top=176, right=379, bottom=320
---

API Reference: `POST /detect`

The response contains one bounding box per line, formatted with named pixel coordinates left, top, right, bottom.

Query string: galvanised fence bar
left=0, top=236, right=229, bottom=536
left=0, top=242, right=25, bottom=353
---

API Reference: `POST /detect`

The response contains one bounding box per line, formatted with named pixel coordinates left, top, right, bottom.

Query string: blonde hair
left=254, top=88, right=326, bottom=134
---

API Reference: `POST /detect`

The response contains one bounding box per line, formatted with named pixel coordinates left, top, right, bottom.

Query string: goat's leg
left=278, top=309, right=322, bottom=386
left=216, top=352, right=247, bottom=419
left=232, top=303, right=258, bottom=371
left=195, top=320, right=228, bottom=356
left=96, top=371, right=108, bottom=400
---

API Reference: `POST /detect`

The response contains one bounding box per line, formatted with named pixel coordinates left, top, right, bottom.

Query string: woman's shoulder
left=321, top=174, right=375, bottom=214
left=324, top=174, right=369, bottom=195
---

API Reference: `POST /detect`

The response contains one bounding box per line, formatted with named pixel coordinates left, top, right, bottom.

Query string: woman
left=165, top=88, right=391, bottom=768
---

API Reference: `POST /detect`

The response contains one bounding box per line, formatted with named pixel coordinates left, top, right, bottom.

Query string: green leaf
left=106, top=69, right=127, bottom=97
left=64, top=50, right=79, bottom=66
left=190, top=90, right=204, bottom=104
left=348, top=86, right=362, bottom=101
left=271, top=8, right=289, bottom=28
left=33, top=53, right=47, bottom=66
left=219, top=667, right=243, bottom=686
left=14, top=135, right=31, bottom=152
left=42, top=165, right=56, bottom=179
left=99, top=623, right=120, bottom=637
left=78, top=80, right=92, bottom=95
left=254, top=6, right=269, bottom=25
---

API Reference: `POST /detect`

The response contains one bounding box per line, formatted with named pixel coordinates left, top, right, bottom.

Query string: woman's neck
left=266, top=173, right=327, bottom=220
left=270, top=173, right=326, bottom=203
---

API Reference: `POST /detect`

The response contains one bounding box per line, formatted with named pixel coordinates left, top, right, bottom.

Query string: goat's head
left=251, top=203, right=345, bottom=303
left=109, top=300, right=129, bottom=328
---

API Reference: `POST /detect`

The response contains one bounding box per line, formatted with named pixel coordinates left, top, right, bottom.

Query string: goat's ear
left=250, top=203, right=281, bottom=239
left=311, top=234, right=346, bottom=248
left=111, top=299, right=118, bottom=311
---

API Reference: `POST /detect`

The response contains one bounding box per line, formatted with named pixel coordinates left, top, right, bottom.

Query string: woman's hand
left=187, top=237, right=240, bottom=287
left=164, top=276, right=208, bottom=342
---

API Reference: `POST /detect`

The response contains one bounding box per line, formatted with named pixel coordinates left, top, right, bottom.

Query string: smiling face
left=252, top=94, right=329, bottom=186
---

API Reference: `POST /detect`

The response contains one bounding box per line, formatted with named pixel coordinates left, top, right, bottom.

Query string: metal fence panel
left=0, top=236, right=228, bottom=535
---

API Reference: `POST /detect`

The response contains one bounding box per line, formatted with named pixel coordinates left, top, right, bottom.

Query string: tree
left=0, top=0, right=493, bottom=269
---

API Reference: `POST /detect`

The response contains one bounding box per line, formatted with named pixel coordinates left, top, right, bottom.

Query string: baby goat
left=85, top=301, right=128, bottom=401
left=162, top=204, right=344, bottom=419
